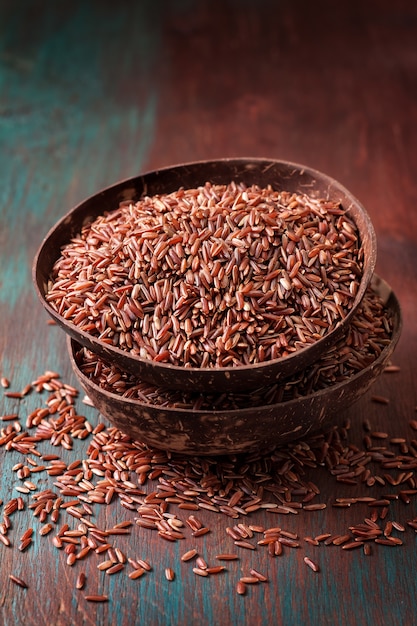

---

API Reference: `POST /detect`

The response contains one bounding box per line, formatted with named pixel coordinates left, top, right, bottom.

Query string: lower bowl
left=68, top=275, right=401, bottom=455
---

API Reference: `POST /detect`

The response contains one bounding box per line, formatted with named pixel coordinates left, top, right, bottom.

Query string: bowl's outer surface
left=68, top=275, right=400, bottom=456
left=35, top=158, right=377, bottom=393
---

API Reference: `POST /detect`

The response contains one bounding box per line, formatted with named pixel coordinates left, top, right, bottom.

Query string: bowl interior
left=34, top=158, right=377, bottom=393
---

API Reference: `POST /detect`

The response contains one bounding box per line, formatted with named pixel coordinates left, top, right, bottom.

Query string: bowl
left=67, top=275, right=401, bottom=456
left=34, top=158, right=377, bottom=393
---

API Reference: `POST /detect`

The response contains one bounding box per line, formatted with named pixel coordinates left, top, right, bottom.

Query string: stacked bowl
left=33, top=159, right=401, bottom=455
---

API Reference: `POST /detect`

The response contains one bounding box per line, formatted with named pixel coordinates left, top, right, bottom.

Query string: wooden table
left=1, top=1, right=417, bottom=624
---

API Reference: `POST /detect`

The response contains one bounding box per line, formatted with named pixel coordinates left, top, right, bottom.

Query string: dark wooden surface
left=1, top=1, right=417, bottom=624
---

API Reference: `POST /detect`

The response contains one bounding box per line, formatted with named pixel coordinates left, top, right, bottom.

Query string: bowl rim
left=67, top=274, right=402, bottom=418
left=34, top=157, right=378, bottom=392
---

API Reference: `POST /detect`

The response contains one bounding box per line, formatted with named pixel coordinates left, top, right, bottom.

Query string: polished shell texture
left=68, top=276, right=401, bottom=456
left=34, top=158, right=377, bottom=393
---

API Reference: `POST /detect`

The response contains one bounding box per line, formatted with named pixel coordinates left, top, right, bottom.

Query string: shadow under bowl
left=67, top=275, right=401, bottom=456
left=35, top=158, right=377, bottom=393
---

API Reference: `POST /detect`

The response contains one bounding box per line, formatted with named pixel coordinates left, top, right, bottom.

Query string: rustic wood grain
left=1, top=1, right=417, bottom=625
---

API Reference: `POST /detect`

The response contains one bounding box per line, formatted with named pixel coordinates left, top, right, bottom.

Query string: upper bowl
left=33, top=158, right=377, bottom=393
